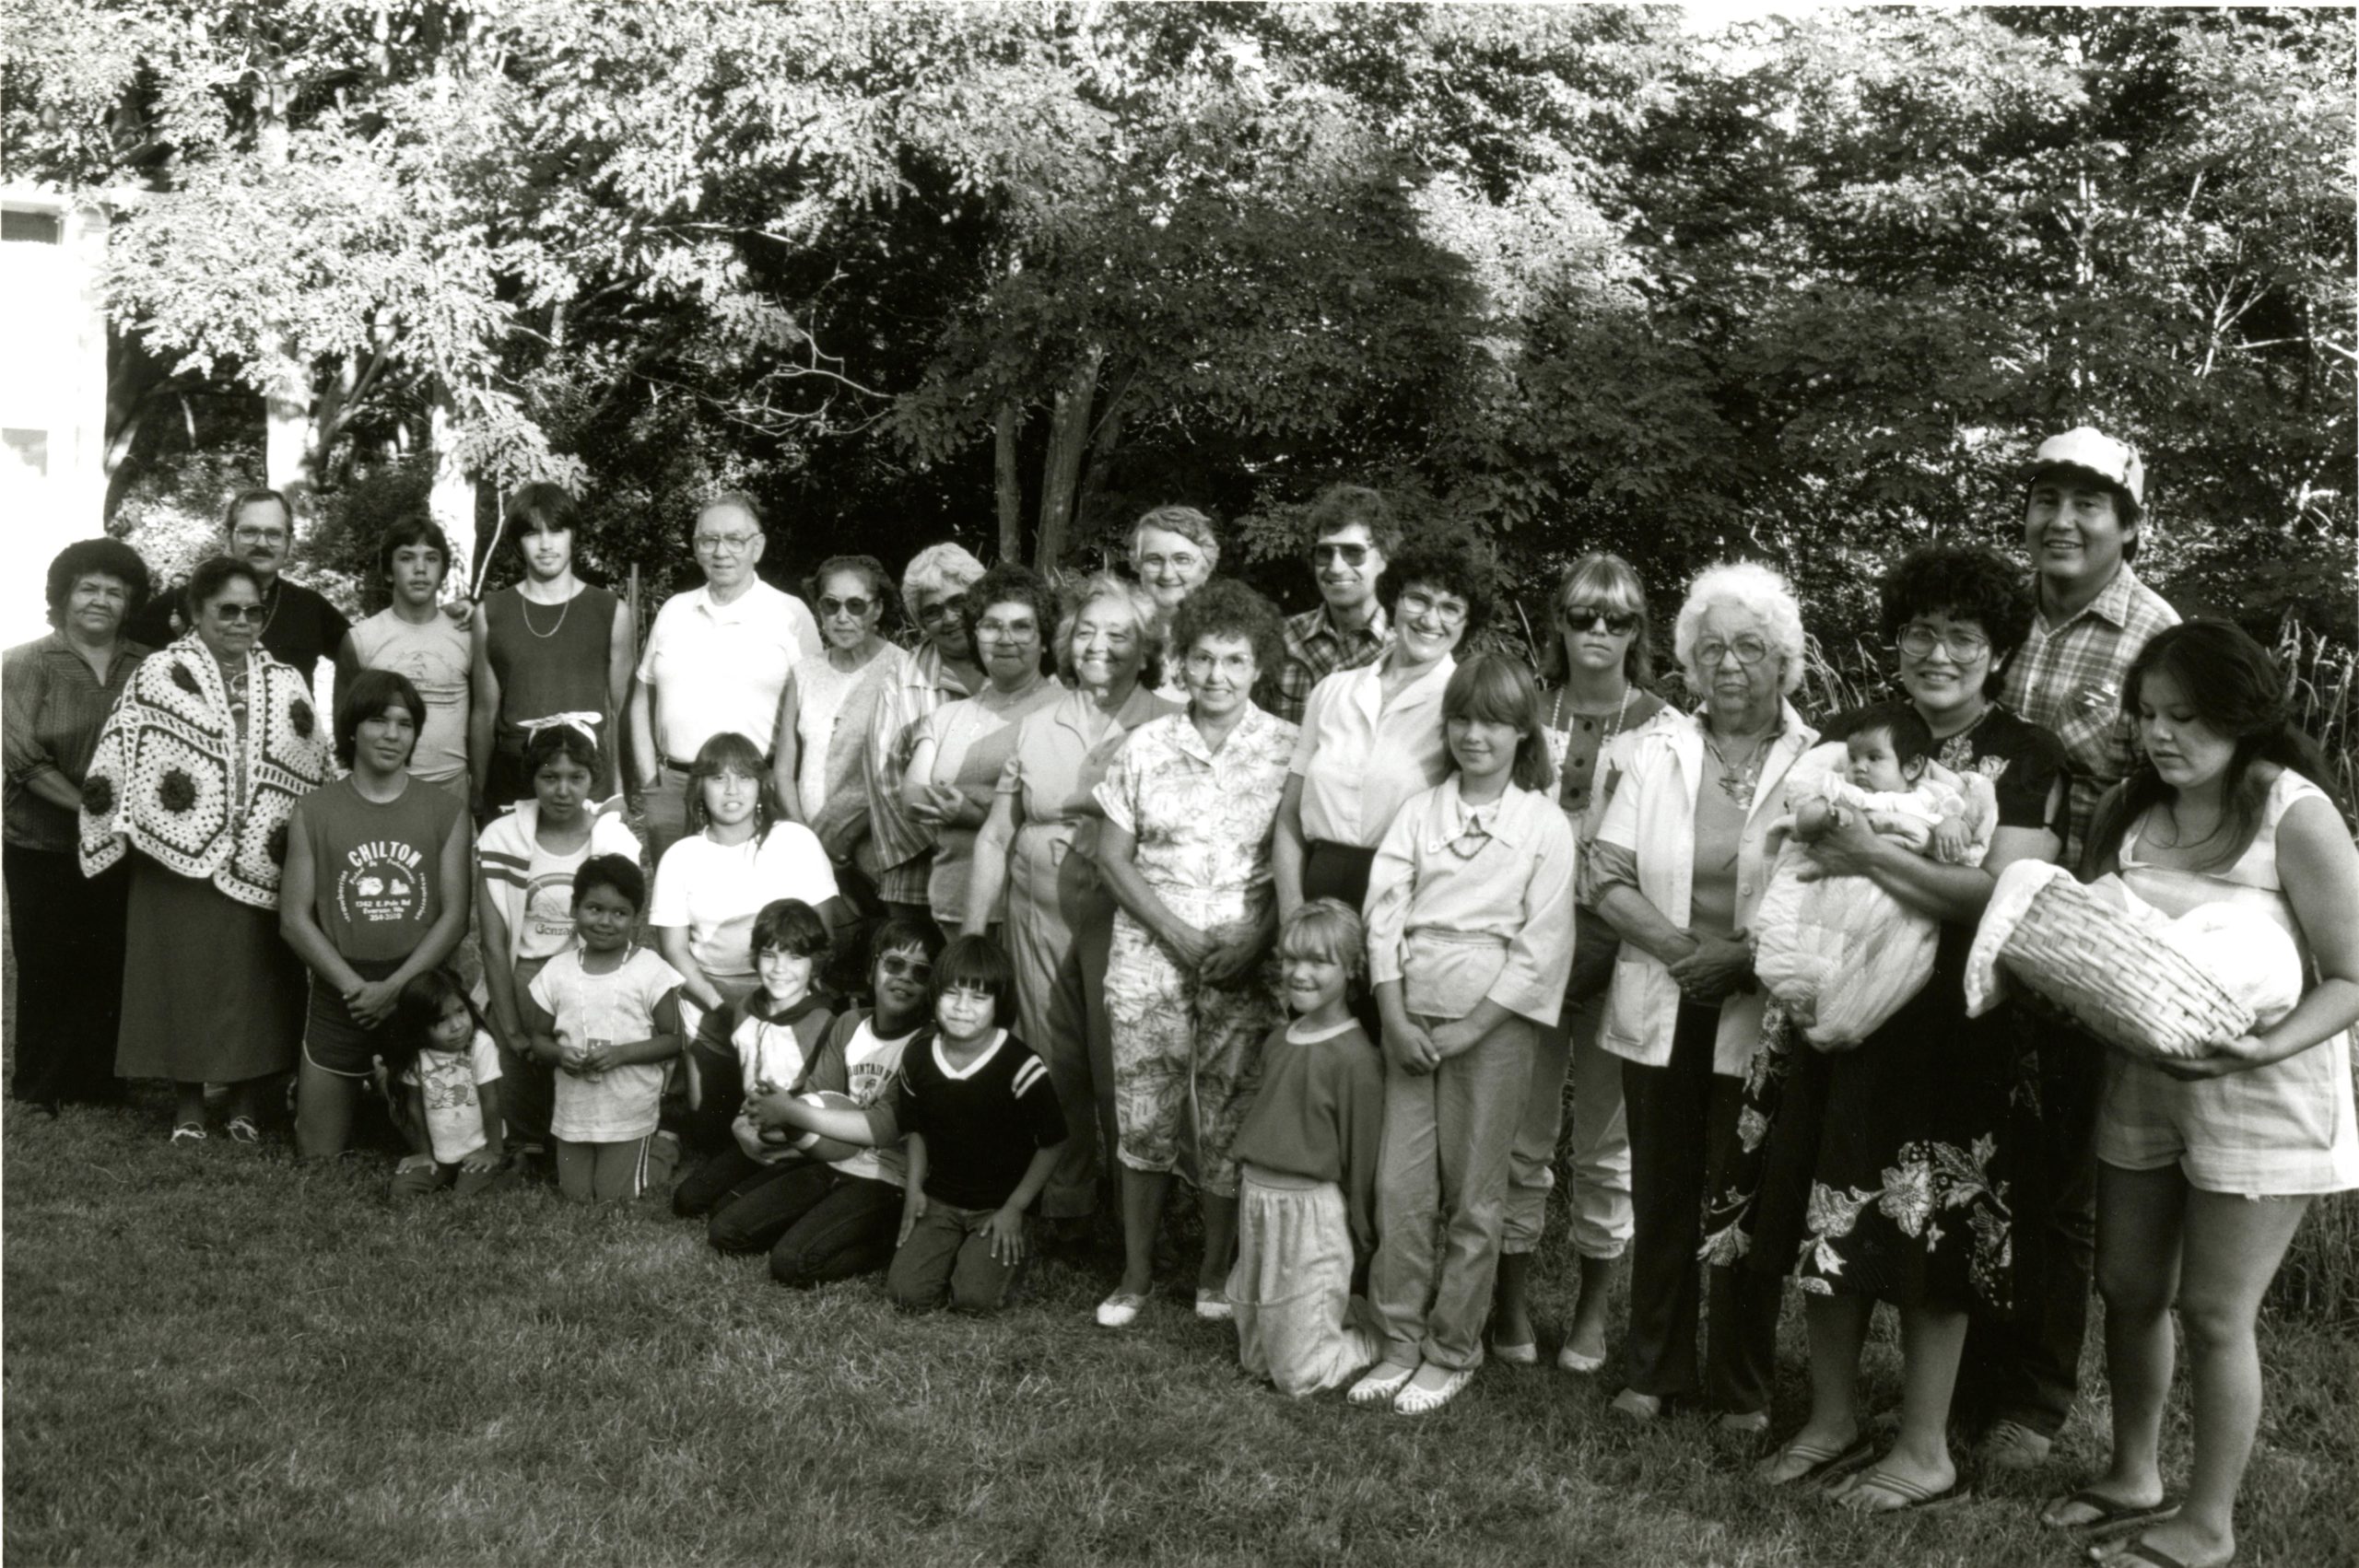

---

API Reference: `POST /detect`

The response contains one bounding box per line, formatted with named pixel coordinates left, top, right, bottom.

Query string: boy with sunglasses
left=1263, top=485, right=1397, bottom=724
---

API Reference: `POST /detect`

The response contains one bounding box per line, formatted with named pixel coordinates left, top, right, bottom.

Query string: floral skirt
left=1704, top=956, right=2026, bottom=1313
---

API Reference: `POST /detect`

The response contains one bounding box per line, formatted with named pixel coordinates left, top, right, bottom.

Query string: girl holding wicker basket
left=2045, top=621, right=2359, bottom=1568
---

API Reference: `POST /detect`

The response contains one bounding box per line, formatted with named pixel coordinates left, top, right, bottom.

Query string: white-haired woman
left=1586, top=560, right=1819, bottom=1433
left=863, top=543, right=987, bottom=921
left=1129, top=505, right=1219, bottom=700
left=963, top=574, right=1180, bottom=1225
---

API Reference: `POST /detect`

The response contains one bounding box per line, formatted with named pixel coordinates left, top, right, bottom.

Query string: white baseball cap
left=2030, top=427, right=2144, bottom=509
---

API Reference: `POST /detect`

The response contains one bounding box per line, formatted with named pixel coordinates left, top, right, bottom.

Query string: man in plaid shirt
left=1968, top=425, right=2180, bottom=1472
left=1260, top=485, right=1396, bottom=724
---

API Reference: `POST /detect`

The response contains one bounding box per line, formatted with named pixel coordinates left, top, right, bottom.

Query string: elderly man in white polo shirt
left=628, top=491, right=823, bottom=860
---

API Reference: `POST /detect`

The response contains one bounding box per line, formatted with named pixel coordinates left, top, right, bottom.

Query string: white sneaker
left=1192, top=1288, right=1233, bottom=1322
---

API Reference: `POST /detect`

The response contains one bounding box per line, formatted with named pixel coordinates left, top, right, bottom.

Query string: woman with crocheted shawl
left=81, top=556, right=334, bottom=1143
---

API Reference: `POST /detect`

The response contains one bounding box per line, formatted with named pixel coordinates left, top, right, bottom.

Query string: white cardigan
left=1593, top=701, right=1820, bottom=1077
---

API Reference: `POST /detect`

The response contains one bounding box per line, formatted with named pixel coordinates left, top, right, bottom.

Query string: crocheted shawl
left=79, top=636, right=333, bottom=907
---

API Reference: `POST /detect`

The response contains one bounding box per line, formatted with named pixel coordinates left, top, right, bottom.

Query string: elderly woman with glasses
left=1584, top=560, right=1819, bottom=1433
left=962, top=574, right=1180, bottom=1225
left=901, top=564, right=1065, bottom=932
left=1129, top=506, right=1220, bottom=698
left=1490, top=553, right=1675, bottom=1373
left=82, top=556, right=334, bottom=1143
left=771, top=555, right=908, bottom=883
left=864, top=544, right=988, bottom=921
left=1273, top=537, right=1492, bottom=920
left=1711, top=545, right=2067, bottom=1514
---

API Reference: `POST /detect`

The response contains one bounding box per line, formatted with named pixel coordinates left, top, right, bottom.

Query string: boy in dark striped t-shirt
left=873, top=935, right=1066, bottom=1314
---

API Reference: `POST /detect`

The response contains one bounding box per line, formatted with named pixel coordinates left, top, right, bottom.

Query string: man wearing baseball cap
left=1964, top=426, right=2180, bottom=1470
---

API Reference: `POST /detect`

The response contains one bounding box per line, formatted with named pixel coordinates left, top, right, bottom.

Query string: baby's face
left=1845, top=729, right=1911, bottom=793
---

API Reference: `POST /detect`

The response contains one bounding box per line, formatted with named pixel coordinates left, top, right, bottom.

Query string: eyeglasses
left=975, top=616, right=1037, bottom=643
left=210, top=603, right=269, bottom=625
left=693, top=532, right=760, bottom=556
left=1310, top=543, right=1372, bottom=568
left=818, top=594, right=874, bottom=620
left=230, top=527, right=288, bottom=546
left=1399, top=589, right=1470, bottom=627
left=1561, top=603, right=1637, bottom=635
left=1136, top=551, right=1202, bottom=576
left=877, top=954, right=933, bottom=980
left=916, top=594, right=968, bottom=627
left=1896, top=625, right=1991, bottom=661
left=1696, top=636, right=1770, bottom=668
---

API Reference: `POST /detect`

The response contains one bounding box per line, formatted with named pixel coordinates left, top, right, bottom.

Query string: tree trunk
left=428, top=380, right=480, bottom=598
left=993, top=402, right=1024, bottom=565
left=1033, top=347, right=1103, bottom=568
left=254, top=76, right=315, bottom=501
left=1074, top=380, right=1129, bottom=550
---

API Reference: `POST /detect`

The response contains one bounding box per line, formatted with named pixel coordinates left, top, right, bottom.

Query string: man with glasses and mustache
left=1261, top=485, right=1396, bottom=725
left=628, top=491, right=822, bottom=861
left=126, top=487, right=351, bottom=691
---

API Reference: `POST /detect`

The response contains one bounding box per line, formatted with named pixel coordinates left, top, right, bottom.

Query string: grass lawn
left=5, top=1082, right=2355, bottom=1568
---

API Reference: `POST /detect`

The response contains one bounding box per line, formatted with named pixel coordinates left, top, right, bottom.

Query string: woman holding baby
left=1710, top=544, right=2069, bottom=1510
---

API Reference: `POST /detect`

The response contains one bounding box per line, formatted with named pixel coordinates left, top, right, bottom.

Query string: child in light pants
left=1227, top=899, right=1385, bottom=1396
left=1351, top=655, right=1578, bottom=1417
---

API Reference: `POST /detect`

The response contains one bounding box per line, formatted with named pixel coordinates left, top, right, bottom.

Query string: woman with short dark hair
left=5, top=538, right=153, bottom=1110
left=82, top=556, right=334, bottom=1141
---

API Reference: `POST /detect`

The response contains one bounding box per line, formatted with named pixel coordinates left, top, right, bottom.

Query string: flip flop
left=1756, top=1432, right=1877, bottom=1489
left=1830, top=1468, right=1969, bottom=1514
left=2089, top=1539, right=2224, bottom=1568
left=2043, top=1489, right=2179, bottom=1537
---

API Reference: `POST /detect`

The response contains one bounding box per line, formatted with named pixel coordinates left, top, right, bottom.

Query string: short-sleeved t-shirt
left=347, top=609, right=472, bottom=782
left=529, top=945, right=684, bottom=1142
left=649, top=824, right=839, bottom=982
left=404, top=1028, right=504, bottom=1163
left=297, top=776, right=466, bottom=963
left=889, top=1029, right=1067, bottom=1210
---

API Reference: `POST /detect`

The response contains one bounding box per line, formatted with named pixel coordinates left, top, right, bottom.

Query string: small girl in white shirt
left=520, top=854, right=687, bottom=1201
left=1351, top=654, right=1578, bottom=1417
left=388, top=968, right=508, bottom=1199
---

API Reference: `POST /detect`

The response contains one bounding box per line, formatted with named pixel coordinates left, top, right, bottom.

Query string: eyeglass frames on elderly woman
left=209, top=603, right=271, bottom=625
left=915, top=592, right=969, bottom=628
left=1696, top=634, right=1771, bottom=667
left=818, top=594, right=875, bottom=620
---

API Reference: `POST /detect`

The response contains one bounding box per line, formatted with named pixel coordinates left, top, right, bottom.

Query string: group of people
left=6, top=428, right=2353, bottom=1568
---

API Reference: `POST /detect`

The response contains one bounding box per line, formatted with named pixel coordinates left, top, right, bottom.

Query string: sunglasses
left=818, top=594, right=874, bottom=620
left=211, top=604, right=269, bottom=625
left=877, top=954, right=933, bottom=979
left=1561, top=604, right=1637, bottom=635
left=916, top=594, right=969, bottom=627
left=1309, top=543, right=1372, bottom=568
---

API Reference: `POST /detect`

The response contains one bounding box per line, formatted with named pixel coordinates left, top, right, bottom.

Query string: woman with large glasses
left=900, top=564, right=1064, bottom=932
left=1490, top=553, right=1673, bottom=1373
left=81, top=556, right=333, bottom=1143
left=962, top=574, right=1180, bottom=1227
left=770, top=555, right=907, bottom=888
left=1127, top=506, right=1220, bottom=697
left=863, top=544, right=988, bottom=922
left=1273, top=537, right=1493, bottom=920
left=1585, top=560, right=1819, bottom=1435
left=1713, top=545, right=2067, bottom=1514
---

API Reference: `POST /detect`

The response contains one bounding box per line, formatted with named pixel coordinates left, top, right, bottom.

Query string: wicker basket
left=1997, top=874, right=2254, bottom=1060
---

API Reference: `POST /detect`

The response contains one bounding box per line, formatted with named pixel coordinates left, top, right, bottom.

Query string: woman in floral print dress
left=1711, top=545, right=2066, bottom=1512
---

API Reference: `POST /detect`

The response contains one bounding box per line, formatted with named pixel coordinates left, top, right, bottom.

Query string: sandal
left=170, top=1122, right=206, bottom=1145
left=1755, top=1432, right=1876, bottom=1489
left=1347, top=1361, right=1417, bottom=1408
left=2043, top=1489, right=2178, bottom=1538
left=1393, top=1365, right=1474, bottom=1416
left=1829, top=1467, right=1969, bottom=1514
left=225, top=1116, right=262, bottom=1145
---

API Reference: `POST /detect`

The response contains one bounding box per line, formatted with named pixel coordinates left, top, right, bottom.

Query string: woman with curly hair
left=1714, top=544, right=2068, bottom=1513
left=5, top=538, right=153, bottom=1110
left=1093, top=579, right=1298, bottom=1327
left=963, top=574, right=1180, bottom=1226
left=81, top=556, right=334, bottom=1143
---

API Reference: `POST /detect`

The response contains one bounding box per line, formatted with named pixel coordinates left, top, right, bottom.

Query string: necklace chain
left=1703, top=721, right=1773, bottom=807
left=518, top=586, right=574, bottom=640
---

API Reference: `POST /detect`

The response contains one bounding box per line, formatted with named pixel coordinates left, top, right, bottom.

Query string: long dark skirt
left=1706, top=938, right=2023, bottom=1313
left=115, top=855, right=305, bottom=1085
left=5, top=847, right=131, bottom=1103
